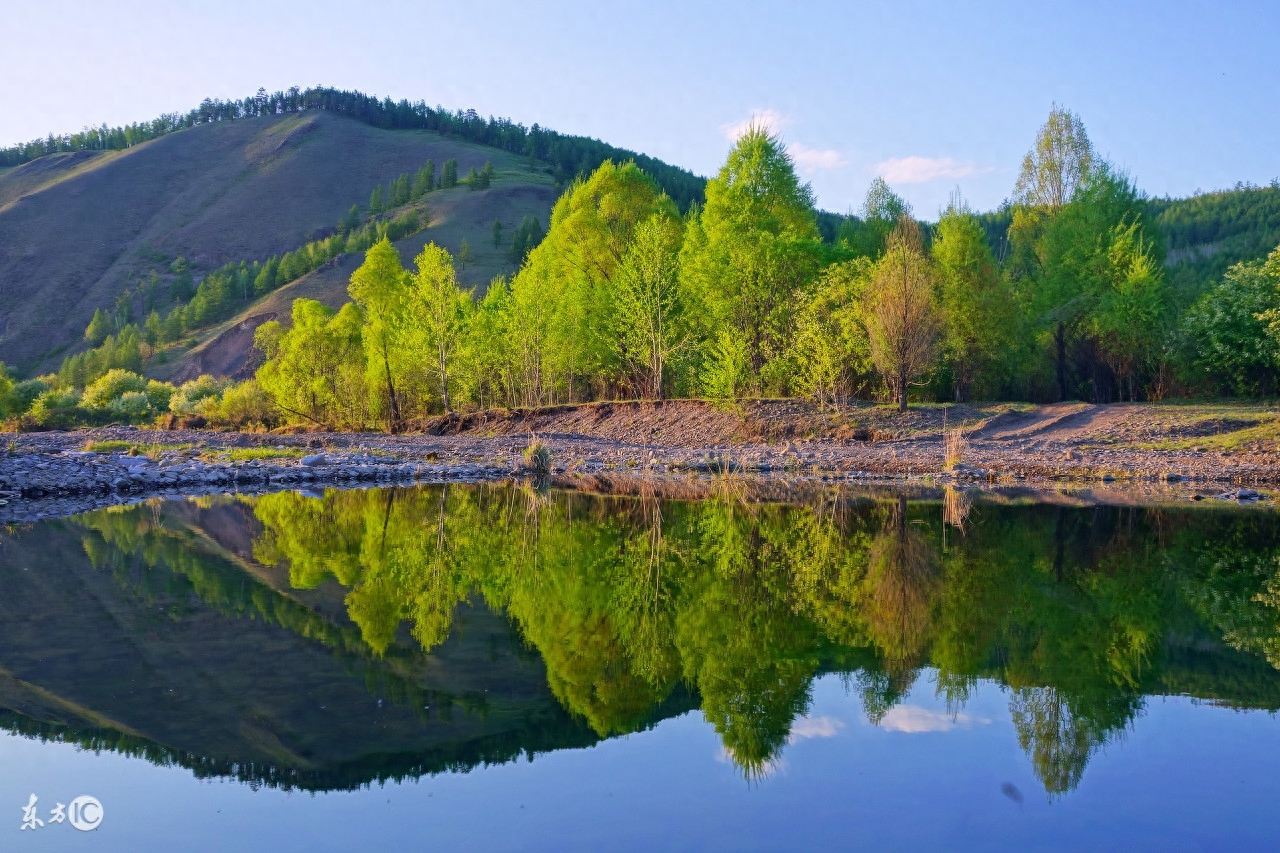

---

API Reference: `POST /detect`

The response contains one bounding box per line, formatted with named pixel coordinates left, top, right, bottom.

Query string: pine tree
left=492, top=220, right=503, bottom=247
left=412, top=165, right=433, bottom=199
left=440, top=159, right=458, bottom=189
left=369, top=185, right=385, bottom=215
left=85, top=309, right=110, bottom=345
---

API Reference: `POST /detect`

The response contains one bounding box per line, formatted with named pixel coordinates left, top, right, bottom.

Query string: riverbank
left=1, top=399, right=1277, bottom=521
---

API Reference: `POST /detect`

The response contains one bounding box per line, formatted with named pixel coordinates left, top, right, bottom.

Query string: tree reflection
left=68, top=486, right=1280, bottom=796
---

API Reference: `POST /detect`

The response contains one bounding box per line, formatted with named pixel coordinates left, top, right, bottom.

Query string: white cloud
left=721, top=109, right=790, bottom=141
left=790, top=143, right=847, bottom=172
left=788, top=715, right=845, bottom=743
left=872, top=156, right=993, bottom=185
left=879, top=705, right=991, bottom=734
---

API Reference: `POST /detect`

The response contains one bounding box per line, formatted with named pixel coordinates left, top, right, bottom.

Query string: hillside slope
left=0, top=111, right=557, bottom=373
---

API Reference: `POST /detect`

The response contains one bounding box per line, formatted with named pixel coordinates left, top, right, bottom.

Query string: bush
left=110, top=391, right=153, bottom=419
left=145, top=380, right=174, bottom=413
left=26, top=388, right=84, bottom=429
left=82, top=369, right=148, bottom=409
left=6, top=378, right=47, bottom=417
left=200, top=380, right=276, bottom=428
left=170, top=374, right=229, bottom=415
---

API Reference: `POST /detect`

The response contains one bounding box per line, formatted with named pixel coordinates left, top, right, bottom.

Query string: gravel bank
left=0, top=410, right=1275, bottom=522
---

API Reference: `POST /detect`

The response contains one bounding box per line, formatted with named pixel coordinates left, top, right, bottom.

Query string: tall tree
left=407, top=244, right=471, bottom=412
left=933, top=193, right=1015, bottom=401
left=1014, top=105, right=1094, bottom=211
left=612, top=213, right=687, bottom=398
left=348, top=238, right=409, bottom=430
left=440, top=159, right=458, bottom=189
left=679, top=124, right=822, bottom=396
left=865, top=217, right=940, bottom=411
left=1009, top=106, right=1097, bottom=399
left=84, top=309, right=111, bottom=346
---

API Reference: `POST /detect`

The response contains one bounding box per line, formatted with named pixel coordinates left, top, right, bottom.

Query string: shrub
left=523, top=437, right=552, bottom=474
left=82, top=369, right=148, bottom=409
left=145, top=380, right=174, bottom=413
left=200, top=380, right=276, bottom=428
left=6, top=378, right=47, bottom=417
left=110, top=391, right=154, bottom=419
left=26, top=388, right=84, bottom=428
left=170, top=374, right=229, bottom=415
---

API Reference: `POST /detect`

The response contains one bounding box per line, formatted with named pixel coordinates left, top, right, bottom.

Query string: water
left=2, top=484, right=1279, bottom=850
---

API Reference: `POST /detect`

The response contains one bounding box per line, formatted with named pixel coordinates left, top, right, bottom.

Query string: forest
left=4, top=106, right=1280, bottom=431
left=0, top=85, right=705, bottom=211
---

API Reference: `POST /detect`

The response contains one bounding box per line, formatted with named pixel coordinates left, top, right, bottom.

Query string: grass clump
left=85, top=440, right=196, bottom=458
left=222, top=447, right=307, bottom=462
left=944, top=429, right=967, bottom=468
left=523, top=437, right=552, bottom=474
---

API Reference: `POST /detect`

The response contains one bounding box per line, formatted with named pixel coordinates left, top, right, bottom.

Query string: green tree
left=143, top=310, right=163, bottom=348
left=348, top=239, right=410, bottom=430
left=440, top=159, right=458, bottom=189
left=255, top=299, right=367, bottom=429
left=933, top=194, right=1015, bottom=401
left=391, top=173, right=411, bottom=207
left=511, top=160, right=678, bottom=400
left=1014, top=105, right=1095, bottom=211
left=369, top=185, right=385, bottom=215
left=408, top=243, right=472, bottom=412
left=1181, top=246, right=1280, bottom=395
left=842, top=177, right=911, bottom=259
left=84, top=309, right=111, bottom=346
left=865, top=217, right=939, bottom=410
left=612, top=213, right=688, bottom=398
left=790, top=259, right=873, bottom=408
left=492, top=220, right=503, bottom=247
left=412, top=163, right=434, bottom=199
left=679, top=124, right=823, bottom=396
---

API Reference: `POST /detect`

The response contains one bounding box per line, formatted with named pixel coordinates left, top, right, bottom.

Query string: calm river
left=2, top=484, right=1279, bottom=850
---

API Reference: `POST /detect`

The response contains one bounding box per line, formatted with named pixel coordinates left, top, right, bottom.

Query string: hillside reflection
left=14, top=485, right=1280, bottom=794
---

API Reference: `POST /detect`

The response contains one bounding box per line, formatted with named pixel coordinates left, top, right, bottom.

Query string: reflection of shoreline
left=2, top=487, right=1279, bottom=795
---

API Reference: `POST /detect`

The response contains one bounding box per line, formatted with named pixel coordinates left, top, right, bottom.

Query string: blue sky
left=3, top=0, right=1277, bottom=216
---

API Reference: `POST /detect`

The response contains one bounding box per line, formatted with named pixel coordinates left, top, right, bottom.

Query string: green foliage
left=255, top=300, right=368, bottom=429
left=510, top=216, right=544, bottom=264
left=933, top=195, right=1018, bottom=401
left=789, top=259, right=872, bottom=406
left=680, top=124, right=823, bottom=397
left=1180, top=248, right=1280, bottom=395
left=407, top=243, right=472, bottom=412
left=169, top=374, right=230, bottom=415
left=440, top=159, right=458, bottom=189
left=412, top=162, right=434, bottom=198
left=839, top=178, right=912, bottom=259
left=84, top=309, right=111, bottom=346
left=369, top=185, right=384, bottom=215
left=227, top=486, right=1280, bottom=789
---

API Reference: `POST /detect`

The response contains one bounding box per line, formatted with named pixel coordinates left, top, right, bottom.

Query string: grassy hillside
left=0, top=110, right=558, bottom=374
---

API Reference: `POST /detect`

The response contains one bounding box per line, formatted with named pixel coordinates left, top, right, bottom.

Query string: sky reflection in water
left=1, top=484, right=1278, bottom=850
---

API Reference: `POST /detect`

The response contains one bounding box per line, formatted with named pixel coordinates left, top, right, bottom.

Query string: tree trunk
left=898, top=373, right=908, bottom=412
left=382, top=354, right=400, bottom=433
left=1055, top=323, right=1067, bottom=402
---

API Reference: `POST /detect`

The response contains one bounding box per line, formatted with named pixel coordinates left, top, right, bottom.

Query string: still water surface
left=2, top=484, right=1279, bottom=850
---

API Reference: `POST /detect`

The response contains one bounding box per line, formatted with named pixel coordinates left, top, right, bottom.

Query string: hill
left=0, top=109, right=562, bottom=374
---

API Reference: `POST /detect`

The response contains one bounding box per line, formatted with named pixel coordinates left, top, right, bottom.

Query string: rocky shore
left=1, top=409, right=1276, bottom=522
